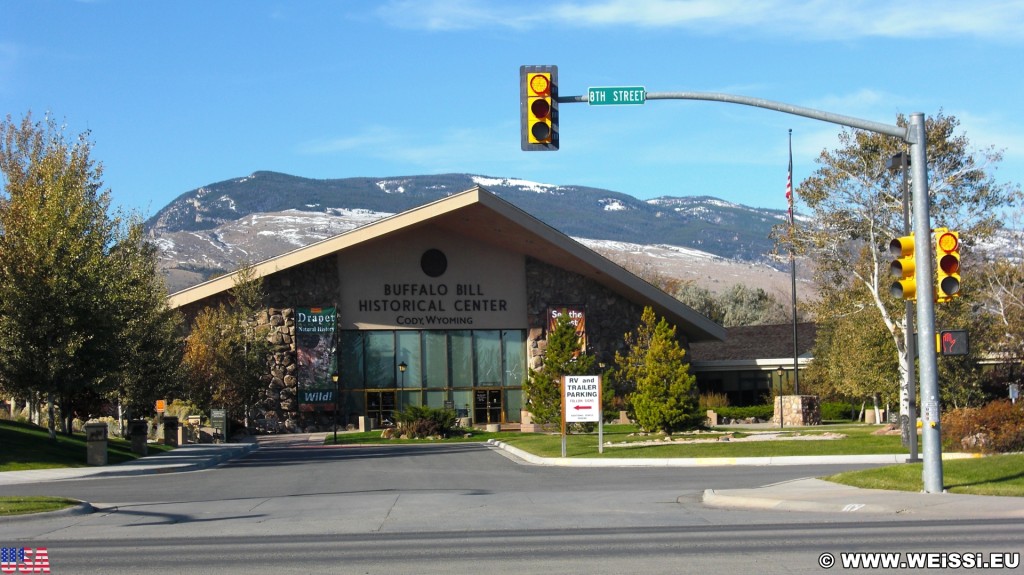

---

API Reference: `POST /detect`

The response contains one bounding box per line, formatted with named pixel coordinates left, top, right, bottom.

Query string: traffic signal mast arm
left=526, top=67, right=944, bottom=492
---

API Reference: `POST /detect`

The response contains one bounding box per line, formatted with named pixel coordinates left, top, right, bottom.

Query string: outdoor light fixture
left=331, top=372, right=340, bottom=443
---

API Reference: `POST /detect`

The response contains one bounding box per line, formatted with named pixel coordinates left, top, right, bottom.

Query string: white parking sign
left=563, top=375, right=602, bottom=423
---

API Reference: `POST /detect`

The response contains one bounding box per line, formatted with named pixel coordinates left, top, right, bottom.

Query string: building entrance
left=367, top=391, right=396, bottom=427
left=474, top=389, right=502, bottom=425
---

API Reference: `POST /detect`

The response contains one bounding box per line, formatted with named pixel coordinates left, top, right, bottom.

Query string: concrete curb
left=486, top=439, right=980, bottom=467
left=700, top=477, right=1024, bottom=518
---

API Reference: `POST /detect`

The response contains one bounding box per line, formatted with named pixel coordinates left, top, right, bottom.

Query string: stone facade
left=525, top=257, right=679, bottom=370
left=772, top=395, right=821, bottom=426
left=199, top=254, right=687, bottom=433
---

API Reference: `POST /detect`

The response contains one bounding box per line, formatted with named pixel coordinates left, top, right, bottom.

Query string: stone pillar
left=85, top=422, right=108, bottom=466
left=163, top=416, right=179, bottom=447
left=129, top=420, right=148, bottom=456
left=773, top=395, right=822, bottom=426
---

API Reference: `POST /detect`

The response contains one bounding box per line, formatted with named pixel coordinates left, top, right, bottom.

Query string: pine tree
left=524, top=315, right=594, bottom=425
left=619, top=307, right=700, bottom=433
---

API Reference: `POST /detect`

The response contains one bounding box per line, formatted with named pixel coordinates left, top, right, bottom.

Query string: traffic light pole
left=556, top=90, right=943, bottom=492
left=908, top=114, right=944, bottom=493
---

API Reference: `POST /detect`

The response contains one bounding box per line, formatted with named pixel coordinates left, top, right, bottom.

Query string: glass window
left=399, top=390, right=422, bottom=410
left=452, top=389, right=473, bottom=419
left=396, top=331, right=421, bottom=389
left=505, top=389, right=523, bottom=422
left=502, top=330, right=526, bottom=387
left=423, top=331, right=448, bottom=389
left=364, top=332, right=395, bottom=389
left=425, top=389, right=448, bottom=409
left=474, top=330, right=502, bottom=387
left=339, top=331, right=364, bottom=389
left=450, top=330, right=473, bottom=388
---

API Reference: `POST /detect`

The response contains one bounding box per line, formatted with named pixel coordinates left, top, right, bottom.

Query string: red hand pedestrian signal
left=942, top=331, right=956, bottom=354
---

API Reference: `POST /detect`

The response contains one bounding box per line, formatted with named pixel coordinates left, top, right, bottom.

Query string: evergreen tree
left=524, top=315, right=594, bottom=425
left=618, top=307, right=700, bottom=433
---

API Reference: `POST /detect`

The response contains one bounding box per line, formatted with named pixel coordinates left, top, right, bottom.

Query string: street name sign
left=588, top=86, right=646, bottom=106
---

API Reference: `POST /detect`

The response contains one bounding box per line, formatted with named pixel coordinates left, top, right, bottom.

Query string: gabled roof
left=689, top=322, right=817, bottom=368
left=167, top=186, right=726, bottom=342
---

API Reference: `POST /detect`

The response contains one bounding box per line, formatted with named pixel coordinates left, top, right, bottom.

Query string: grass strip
left=825, top=453, right=1024, bottom=497
left=0, top=496, right=80, bottom=516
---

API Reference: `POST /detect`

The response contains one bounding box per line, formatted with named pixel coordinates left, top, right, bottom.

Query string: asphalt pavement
left=2, top=432, right=1022, bottom=520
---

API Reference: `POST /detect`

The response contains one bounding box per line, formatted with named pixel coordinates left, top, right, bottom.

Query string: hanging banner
left=296, top=306, right=338, bottom=412
left=548, top=306, right=587, bottom=354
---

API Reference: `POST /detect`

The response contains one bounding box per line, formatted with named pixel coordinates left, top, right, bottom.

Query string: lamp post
left=331, top=372, right=339, bottom=444
left=777, top=367, right=785, bottom=429
left=398, top=362, right=407, bottom=415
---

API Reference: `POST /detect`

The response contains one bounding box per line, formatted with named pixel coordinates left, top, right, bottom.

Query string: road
left=1, top=442, right=1021, bottom=574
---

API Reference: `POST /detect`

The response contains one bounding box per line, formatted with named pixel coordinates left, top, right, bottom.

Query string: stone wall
left=255, top=307, right=301, bottom=432
left=772, top=395, right=821, bottom=426
left=524, top=257, right=687, bottom=369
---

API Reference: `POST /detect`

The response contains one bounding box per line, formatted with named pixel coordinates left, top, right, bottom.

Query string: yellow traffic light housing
left=521, top=65, right=558, bottom=151
left=888, top=234, right=917, bottom=300
left=935, top=228, right=961, bottom=302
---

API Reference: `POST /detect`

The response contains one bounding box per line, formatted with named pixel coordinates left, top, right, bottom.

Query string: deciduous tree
left=785, top=112, right=1019, bottom=409
left=0, top=114, right=121, bottom=437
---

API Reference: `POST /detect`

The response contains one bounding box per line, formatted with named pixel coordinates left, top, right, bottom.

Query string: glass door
left=367, top=391, right=396, bottom=427
left=473, top=389, right=502, bottom=424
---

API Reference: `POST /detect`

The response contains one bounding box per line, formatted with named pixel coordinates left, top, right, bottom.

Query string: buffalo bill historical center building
left=168, top=187, right=726, bottom=431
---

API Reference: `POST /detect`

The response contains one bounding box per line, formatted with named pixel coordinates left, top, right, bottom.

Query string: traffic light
left=888, top=234, right=917, bottom=300
left=934, top=228, right=961, bottom=302
left=520, top=65, right=558, bottom=151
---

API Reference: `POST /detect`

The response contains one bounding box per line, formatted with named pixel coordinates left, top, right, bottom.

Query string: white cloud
left=375, top=0, right=1024, bottom=40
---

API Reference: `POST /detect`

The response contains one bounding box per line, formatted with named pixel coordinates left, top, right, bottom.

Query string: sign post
left=561, top=375, right=603, bottom=457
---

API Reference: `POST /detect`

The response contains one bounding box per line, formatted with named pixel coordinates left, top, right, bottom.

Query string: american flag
left=786, top=129, right=794, bottom=225
left=0, top=547, right=50, bottom=573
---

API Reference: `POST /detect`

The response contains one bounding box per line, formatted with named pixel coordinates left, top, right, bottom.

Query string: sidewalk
left=0, top=441, right=259, bottom=486
left=488, top=439, right=1024, bottom=517
left=702, top=477, right=1024, bottom=518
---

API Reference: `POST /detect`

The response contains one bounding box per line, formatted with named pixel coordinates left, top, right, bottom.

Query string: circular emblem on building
left=420, top=249, right=448, bottom=277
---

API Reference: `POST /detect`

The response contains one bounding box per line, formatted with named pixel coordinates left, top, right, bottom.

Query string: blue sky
left=3, top=0, right=1022, bottom=217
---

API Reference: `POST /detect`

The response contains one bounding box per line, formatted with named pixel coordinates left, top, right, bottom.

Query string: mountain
left=146, top=171, right=796, bottom=294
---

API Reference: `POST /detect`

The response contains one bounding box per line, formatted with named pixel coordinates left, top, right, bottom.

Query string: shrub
left=942, top=400, right=1024, bottom=454
left=395, top=405, right=458, bottom=439
left=716, top=404, right=773, bottom=421
left=699, top=392, right=730, bottom=409
left=821, top=401, right=857, bottom=421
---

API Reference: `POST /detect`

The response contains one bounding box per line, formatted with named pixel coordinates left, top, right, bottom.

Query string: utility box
left=85, top=422, right=108, bottom=466
left=163, top=416, right=179, bottom=447
left=129, top=420, right=148, bottom=456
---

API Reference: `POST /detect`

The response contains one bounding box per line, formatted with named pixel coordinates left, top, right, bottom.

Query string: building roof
left=167, top=186, right=727, bottom=343
left=688, top=322, right=817, bottom=369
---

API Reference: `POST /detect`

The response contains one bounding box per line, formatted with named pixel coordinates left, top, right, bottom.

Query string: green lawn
left=498, top=424, right=915, bottom=458
left=0, top=496, right=81, bottom=515
left=826, top=453, right=1024, bottom=497
left=0, top=419, right=174, bottom=472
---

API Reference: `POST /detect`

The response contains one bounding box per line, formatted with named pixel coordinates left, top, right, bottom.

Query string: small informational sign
left=560, top=375, right=605, bottom=457
left=210, top=408, right=228, bottom=441
left=155, top=399, right=166, bottom=413
left=563, top=375, right=601, bottom=423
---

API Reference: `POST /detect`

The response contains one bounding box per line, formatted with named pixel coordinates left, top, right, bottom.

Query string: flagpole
left=787, top=129, right=800, bottom=395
